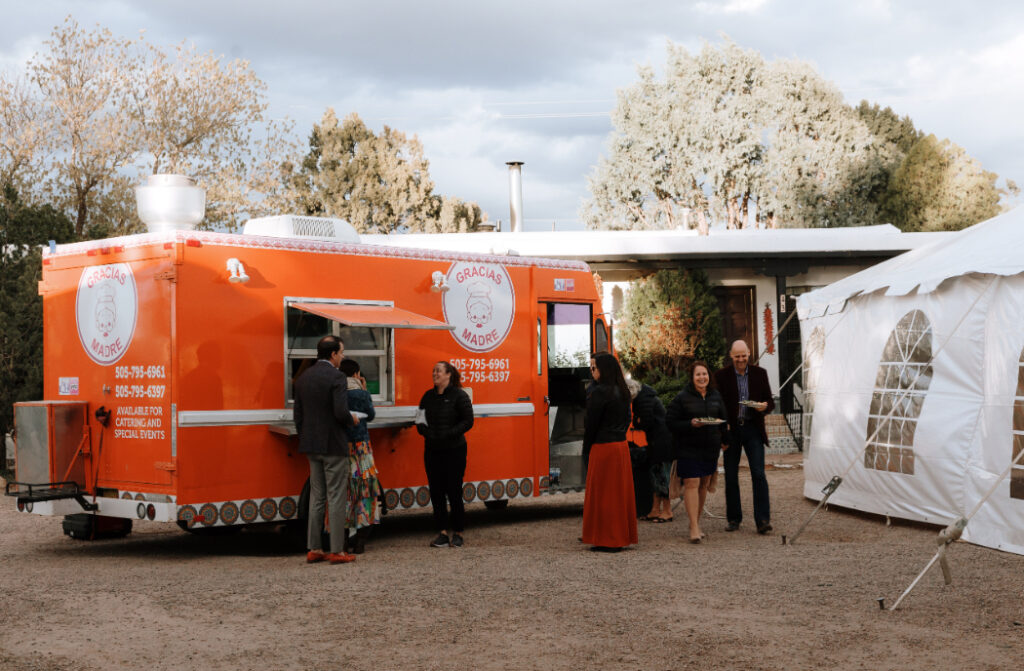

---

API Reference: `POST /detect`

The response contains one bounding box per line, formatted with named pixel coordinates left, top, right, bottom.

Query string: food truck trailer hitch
left=4, top=406, right=111, bottom=513
left=5, top=480, right=98, bottom=512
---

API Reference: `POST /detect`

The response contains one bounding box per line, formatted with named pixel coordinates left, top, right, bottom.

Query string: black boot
left=352, top=526, right=369, bottom=554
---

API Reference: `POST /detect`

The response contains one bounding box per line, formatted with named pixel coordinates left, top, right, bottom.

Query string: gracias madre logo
left=76, top=263, right=138, bottom=365
left=442, top=262, right=515, bottom=353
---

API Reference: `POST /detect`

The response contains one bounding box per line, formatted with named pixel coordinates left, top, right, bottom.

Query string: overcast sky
left=2, top=1, right=1022, bottom=230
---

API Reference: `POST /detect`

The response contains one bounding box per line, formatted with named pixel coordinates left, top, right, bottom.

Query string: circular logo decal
left=177, top=505, right=198, bottom=526
left=442, top=262, right=515, bottom=353
left=239, top=500, right=259, bottom=523
left=199, top=503, right=219, bottom=527
left=491, top=480, right=505, bottom=499
left=259, top=498, right=278, bottom=521
left=220, top=502, right=240, bottom=525
left=399, top=488, right=415, bottom=508
left=278, top=497, right=297, bottom=520
left=76, top=263, right=138, bottom=365
left=476, top=481, right=491, bottom=500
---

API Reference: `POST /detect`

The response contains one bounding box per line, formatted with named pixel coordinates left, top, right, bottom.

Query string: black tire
left=284, top=478, right=329, bottom=550
left=484, top=499, right=509, bottom=511
left=62, top=513, right=132, bottom=540
left=176, top=521, right=243, bottom=535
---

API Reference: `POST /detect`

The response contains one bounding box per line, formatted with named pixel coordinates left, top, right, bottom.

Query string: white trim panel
left=18, top=497, right=177, bottom=522
left=177, top=403, right=536, bottom=428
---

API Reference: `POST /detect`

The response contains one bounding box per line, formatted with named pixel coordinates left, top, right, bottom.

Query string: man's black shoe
left=430, top=533, right=450, bottom=547
left=756, top=522, right=773, bottom=535
left=725, top=522, right=740, bottom=532
left=450, top=533, right=464, bottom=548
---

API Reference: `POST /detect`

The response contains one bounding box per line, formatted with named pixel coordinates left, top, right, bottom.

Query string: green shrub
left=618, top=268, right=726, bottom=402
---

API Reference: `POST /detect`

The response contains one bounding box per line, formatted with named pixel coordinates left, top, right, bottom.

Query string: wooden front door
left=713, top=286, right=757, bottom=361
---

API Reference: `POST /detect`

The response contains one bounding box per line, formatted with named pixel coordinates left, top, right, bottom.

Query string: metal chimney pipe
left=506, top=161, right=524, bottom=233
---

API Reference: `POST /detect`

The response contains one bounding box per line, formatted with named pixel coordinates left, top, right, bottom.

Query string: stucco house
left=363, top=224, right=949, bottom=451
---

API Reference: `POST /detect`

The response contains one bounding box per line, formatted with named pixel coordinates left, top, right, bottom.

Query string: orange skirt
left=581, top=440, right=638, bottom=548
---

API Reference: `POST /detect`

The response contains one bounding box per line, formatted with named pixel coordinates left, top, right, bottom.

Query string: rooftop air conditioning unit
left=242, top=215, right=360, bottom=244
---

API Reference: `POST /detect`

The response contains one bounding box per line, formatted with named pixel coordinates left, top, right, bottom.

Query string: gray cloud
left=2, top=0, right=1022, bottom=228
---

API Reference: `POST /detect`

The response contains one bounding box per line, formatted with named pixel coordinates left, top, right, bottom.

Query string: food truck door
left=97, top=259, right=174, bottom=488
left=541, top=302, right=594, bottom=490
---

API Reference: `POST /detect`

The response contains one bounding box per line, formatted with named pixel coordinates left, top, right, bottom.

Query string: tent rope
left=785, top=275, right=998, bottom=546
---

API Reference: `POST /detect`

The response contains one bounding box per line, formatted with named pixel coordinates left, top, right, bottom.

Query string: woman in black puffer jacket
left=628, top=379, right=674, bottom=522
left=666, top=360, right=729, bottom=543
left=417, top=361, right=474, bottom=549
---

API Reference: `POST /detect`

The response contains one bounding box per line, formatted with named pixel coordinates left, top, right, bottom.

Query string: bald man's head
left=730, top=340, right=750, bottom=373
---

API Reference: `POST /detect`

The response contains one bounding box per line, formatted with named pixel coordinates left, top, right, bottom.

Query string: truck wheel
left=176, top=521, right=243, bottom=535
left=63, top=514, right=132, bottom=540
left=285, top=479, right=329, bottom=551
left=484, top=499, right=509, bottom=511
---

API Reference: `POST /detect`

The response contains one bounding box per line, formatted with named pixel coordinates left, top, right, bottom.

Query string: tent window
left=802, top=326, right=825, bottom=448
left=864, top=310, right=932, bottom=475
left=1012, top=346, right=1024, bottom=499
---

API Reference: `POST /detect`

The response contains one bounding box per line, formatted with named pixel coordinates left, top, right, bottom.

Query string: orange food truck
left=6, top=176, right=611, bottom=539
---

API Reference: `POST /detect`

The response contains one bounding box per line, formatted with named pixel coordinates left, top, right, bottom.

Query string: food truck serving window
left=285, top=301, right=453, bottom=405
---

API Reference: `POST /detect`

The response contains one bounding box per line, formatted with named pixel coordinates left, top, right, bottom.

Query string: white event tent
left=796, top=208, right=1024, bottom=555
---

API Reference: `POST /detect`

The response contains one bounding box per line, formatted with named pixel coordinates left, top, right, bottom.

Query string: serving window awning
left=290, top=302, right=454, bottom=331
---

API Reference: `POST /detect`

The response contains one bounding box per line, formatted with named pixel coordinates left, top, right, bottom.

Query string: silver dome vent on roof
left=135, top=174, right=206, bottom=232
left=243, top=215, right=360, bottom=243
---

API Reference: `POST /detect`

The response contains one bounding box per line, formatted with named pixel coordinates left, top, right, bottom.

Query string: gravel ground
left=1, top=454, right=1022, bottom=671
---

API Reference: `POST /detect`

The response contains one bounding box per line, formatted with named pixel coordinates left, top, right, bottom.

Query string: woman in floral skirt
left=338, top=358, right=381, bottom=554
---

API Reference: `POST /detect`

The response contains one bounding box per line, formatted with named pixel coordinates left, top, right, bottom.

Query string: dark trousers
left=723, top=422, right=771, bottom=525
left=424, top=446, right=467, bottom=533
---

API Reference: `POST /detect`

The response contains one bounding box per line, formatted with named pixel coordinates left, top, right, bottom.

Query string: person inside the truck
left=581, top=353, right=638, bottom=552
left=338, top=358, right=380, bottom=555
left=417, top=361, right=474, bottom=549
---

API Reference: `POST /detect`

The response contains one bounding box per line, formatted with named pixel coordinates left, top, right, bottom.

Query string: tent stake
left=785, top=475, right=841, bottom=545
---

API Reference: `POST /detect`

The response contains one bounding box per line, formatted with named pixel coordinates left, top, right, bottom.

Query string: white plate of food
left=739, top=400, right=763, bottom=408
left=695, top=417, right=726, bottom=425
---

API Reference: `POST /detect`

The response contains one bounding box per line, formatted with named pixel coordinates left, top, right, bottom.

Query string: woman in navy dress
left=666, top=361, right=729, bottom=543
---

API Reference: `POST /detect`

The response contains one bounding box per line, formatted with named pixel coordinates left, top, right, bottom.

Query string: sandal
left=650, top=517, right=670, bottom=524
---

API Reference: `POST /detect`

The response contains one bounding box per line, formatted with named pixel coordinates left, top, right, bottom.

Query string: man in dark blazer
left=294, top=335, right=358, bottom=564
left=714, top=339, right=775, bottom=534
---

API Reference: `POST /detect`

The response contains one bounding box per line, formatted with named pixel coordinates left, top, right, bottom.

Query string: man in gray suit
left=294, top=335, right=358, bottom=564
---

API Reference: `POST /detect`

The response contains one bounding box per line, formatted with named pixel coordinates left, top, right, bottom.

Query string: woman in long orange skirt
left=581, top=352, right=638, bottom=552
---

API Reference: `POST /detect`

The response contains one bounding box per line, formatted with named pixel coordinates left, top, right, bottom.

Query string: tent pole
left=887, top=518, right=966, bottom=611
left=781, top=475, right=841, bottom=545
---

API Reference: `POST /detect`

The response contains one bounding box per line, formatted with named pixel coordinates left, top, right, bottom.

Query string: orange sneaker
left=327, top=552, right=356, bottom=564
left=306, top=550, right=327, bottom=563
